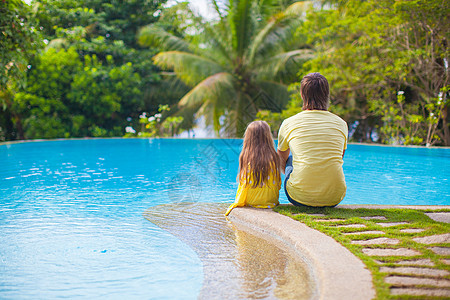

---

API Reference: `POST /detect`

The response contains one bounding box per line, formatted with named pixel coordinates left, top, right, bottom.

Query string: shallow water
left=144, top=203, right=314, bottom=299
left=0, top=139, right=448, bottom=298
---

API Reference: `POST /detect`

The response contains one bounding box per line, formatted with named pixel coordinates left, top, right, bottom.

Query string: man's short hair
left=300, top=72, right=329, bottom=110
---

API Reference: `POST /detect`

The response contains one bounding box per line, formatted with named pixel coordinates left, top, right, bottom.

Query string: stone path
left=425, top=212, right=450, bottom=223
left=312, top=212, right=450, bottom=299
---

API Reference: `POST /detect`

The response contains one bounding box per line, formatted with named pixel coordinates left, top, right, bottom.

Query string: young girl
left=225, top=121, right=281, bottom=216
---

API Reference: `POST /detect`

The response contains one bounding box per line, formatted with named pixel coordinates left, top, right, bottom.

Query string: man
left=277, top=72, right=348, bottom=207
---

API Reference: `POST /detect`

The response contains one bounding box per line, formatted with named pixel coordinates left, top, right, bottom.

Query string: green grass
left=273, top=205, right=450, bottom=300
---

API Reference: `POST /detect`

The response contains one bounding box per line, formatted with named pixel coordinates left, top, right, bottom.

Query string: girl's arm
left=224, top=182, right=248, bottom=216
left=277, top=148, right=290, bottom=174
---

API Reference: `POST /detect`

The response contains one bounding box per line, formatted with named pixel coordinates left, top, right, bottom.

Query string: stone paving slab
left=362, top=248, right=421, bottom=257
left=336, top=224, right=366, bottom=228
left=376, top=222, right=409, bottom=227
left=343, top=230, right=385, bottom=236
left=441, top=259, right=450, bottom=265
left=374, top=259, right=435, bottom=266
left=400, top=228, right=425, bottom=233
left=413, top=233, right=450, bottom=244
left=380, top=266, right=450, bottom=277
left=315, top=218, right=344, bottom=222
left=385, top=275, right=450, bottom=288
left=425, top=212, right=450, bottom=223
left=352, top=238, right=399, bottom=245
left=360, top=216, right=387, bottom=220
left=430, top=247, right=450, bottom=255
left=390, top=287, right=450, bottom=297
left=396, top=259, right=435, bottom=266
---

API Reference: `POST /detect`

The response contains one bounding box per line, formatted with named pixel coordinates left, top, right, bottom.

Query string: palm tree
left=138, top=0, right=313, bottom=136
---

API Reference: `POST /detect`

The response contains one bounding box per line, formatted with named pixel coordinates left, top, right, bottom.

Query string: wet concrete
left=144, top=203, right=315, bottom=299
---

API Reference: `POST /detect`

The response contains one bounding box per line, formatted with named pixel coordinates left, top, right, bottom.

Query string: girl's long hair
left=238, top=121, right=280, bottom=188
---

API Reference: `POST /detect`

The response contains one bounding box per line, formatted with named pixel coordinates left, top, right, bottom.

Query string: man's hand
left=277, top=148, right=290, bottom=174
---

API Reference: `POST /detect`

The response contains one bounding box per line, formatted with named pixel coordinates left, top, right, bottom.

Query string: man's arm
left=277, top=148, right=290, bottom=174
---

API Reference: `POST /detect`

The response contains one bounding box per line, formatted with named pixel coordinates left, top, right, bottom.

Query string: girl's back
left=225, top=121, right=281, bottom=216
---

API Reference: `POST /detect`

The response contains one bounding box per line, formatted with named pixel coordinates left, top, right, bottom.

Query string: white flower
left=125, top=126, right=136, bottom=134
left=148, top=116, right=156, bottom=122
left=430, top=112, right=434, bottom=117
left=397, top=91, right=404, bottom=95
left=154, top=113, right=162, bottom=118
left=139, top=112, right=147, bottom=119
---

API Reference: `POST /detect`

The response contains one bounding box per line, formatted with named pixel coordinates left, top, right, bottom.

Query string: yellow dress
left=225, top=169, right=281, bottom=216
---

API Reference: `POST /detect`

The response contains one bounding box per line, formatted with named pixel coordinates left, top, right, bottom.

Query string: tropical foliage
left=259, top=0, right=449, bottom=146
left=1, top=0, right=448, bottom=146
left=139, top=0, right=313, bottom=136
left=0, top=0, right=42, bottom=140
left=0, top=0, right=190, bottom=141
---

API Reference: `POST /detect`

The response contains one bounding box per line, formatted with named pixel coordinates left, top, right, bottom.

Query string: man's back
left=278, top=110, right=348, bottom=206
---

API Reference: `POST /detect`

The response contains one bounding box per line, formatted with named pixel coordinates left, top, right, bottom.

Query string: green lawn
left=274, top=206, right=450, bottom=300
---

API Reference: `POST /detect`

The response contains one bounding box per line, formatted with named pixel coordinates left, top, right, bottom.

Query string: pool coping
left=1, top=138, right=450, bottom=149
left=227, top=206, right=376, bottom=300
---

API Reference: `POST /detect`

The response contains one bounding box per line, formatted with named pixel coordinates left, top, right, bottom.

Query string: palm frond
left=153, top=51, right=227, bottom=86
left=179, top=72, right=237, bottom=107
left=284, top=1, right=312, bottom=15
left=137, top=24, right=192, bottom=52
left=229, top=0, right=255, bottom=57
left=178, top=72, right=237, bottom=130
left=247, top=1, right=311, bottom=64
left=198, top=21, right=234, bottom=64
left=211, top=0, right=226, bottom=21
left=253, top=49, right=314, bottom=81
left=252, top=80, right=291, bottom=111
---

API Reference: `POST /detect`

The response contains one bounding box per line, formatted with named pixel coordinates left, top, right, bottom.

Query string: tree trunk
left=442, top=104, right=450, bottom=146
left=12, top=112, right=25, bottom=140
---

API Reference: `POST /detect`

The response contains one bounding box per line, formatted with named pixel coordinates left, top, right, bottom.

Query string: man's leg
left=283, top=155, right=297, bottom=204
left=284, top=156, right=311, bottom=207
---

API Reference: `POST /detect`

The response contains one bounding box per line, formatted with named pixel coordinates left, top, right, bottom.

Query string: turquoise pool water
left=0, top=139, right=449, bottom=298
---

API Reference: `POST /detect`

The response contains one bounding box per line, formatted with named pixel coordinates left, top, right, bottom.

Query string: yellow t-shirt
left=225, top=169, right=281, bottom=216
left=278, top=110, right=348, bottom=206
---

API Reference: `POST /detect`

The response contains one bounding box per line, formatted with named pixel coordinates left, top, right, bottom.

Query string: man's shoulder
left=282, top=112, right=303, bottom=125
left=327, top=111, right=347, bottom=124
left=326, top=112, right=348, bottom=134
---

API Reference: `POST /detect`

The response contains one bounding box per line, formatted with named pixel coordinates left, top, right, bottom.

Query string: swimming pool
left=0, top=139, right=448, bottom=298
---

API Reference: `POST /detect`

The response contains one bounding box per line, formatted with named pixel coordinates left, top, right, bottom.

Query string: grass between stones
left=274, top=206, right=450, bottom=300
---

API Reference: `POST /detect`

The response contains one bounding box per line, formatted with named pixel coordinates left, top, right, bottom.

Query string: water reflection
left=144, top=203, right=314, bottom=299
